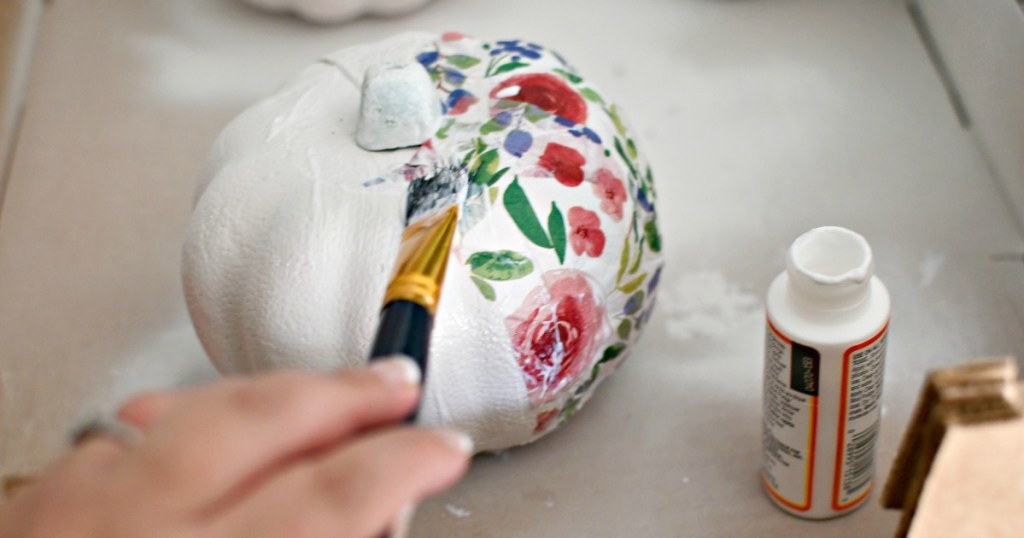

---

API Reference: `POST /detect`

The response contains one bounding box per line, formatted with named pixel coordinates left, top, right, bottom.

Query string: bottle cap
left=786, top=226, right=873, bottom=310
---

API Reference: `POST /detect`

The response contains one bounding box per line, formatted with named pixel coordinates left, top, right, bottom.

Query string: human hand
left=0, top=358, right=472, bottom=537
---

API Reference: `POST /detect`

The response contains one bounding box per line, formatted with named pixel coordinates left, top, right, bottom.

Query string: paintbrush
left=368, top=162, right=468, bottom=421
left=369, top=163, right=468, bottom=538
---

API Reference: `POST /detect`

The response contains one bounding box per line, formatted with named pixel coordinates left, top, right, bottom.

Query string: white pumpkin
left=240, top=0, right=432, bottom=23
left=183, top=32, right=663, bottom=452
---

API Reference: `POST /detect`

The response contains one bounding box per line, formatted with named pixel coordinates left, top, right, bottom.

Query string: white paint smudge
left=660, top=271, right=760, bottom=340
left=544, top=496, right=555, bottom=508
left=445, top=503, right=472, bottom=518
left=919, top=253, right=944, bottom=288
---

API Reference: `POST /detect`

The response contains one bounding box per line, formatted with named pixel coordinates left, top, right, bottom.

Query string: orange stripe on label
left=831, top=322, right=889, bottom=511
left=764, top=317, right=816, bottom=511
left=766, top=317, right=792, bottom=344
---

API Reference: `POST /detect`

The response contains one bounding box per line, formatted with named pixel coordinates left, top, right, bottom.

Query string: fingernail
left=370, top=355, right=422, bottom=387
left=390, top=503, right=417, bottom=538
left=438, top=429, right=474, bottom=455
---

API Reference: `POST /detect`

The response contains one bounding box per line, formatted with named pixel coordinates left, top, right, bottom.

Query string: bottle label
left=832, top=325, right=888, bottom=510
left=761, top=321, right=819, bottom=512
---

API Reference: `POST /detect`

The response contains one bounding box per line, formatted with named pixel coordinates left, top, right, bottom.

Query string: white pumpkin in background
left=240, top=0, right=432, bottom=23
left=183, top=32, right=663, bottom=452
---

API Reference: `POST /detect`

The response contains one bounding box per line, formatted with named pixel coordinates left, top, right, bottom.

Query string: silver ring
left=70, top=416, right=144, bottom=447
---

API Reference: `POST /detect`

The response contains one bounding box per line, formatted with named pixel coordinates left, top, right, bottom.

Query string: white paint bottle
left=761, top=226, right=890, bottom=519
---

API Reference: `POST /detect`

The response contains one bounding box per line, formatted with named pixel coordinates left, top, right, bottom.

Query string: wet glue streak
left=761, top=226, right=890, bottom=519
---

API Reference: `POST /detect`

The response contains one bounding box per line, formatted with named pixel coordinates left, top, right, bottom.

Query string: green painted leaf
left=469, top=149, right=508, bottom=186
left=489, top=168, right=509, bottom=187
left=548, top=203, right=566, bottom=264
left=470, top=276, right=496, bottom=301
left=579, top=87, right=605, bottom=105
left=589, top=342, right=627, bottom=383
left=614, top=137, right=638, bottom=179
left=503, top=178, right=552, bottom=248
left=491, top=61, right=530, bottom=76
left=478, top=148, right=499, bottom=170
left=629, top=240, right=644, bottom=275
left=435, top=119, right=455, bottom=140
left=447, top=54, right=481, bottom=69
left=494, top=99, right=520, bottom=110
left=488, top=186, right=499, bottom=205
left=609, top=105, right=627, bottom=136
left=616, top=235, right=630, bottom=285
left=619, top=273, right=648, bottom=294
left=524, top=105, right=550, bottom=123
left=645, top=219, right=662, bottom=253
left=598, top=343, right=626, bottom=365
left=617, top=319, right=632, bottom=340
left=554, top=68, right=583, bottom=84
left=627, top=138, right=638, bottom=160
left=559, top=398, right=581, bottom=421
left=467, top=250, right=534, bottom=281
left=480, top=117, right=510, bottom=135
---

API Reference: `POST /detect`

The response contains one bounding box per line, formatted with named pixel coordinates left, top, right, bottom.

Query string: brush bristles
left=404, top=162, right=469, bottom=226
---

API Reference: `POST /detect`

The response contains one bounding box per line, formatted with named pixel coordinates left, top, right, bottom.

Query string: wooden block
left=882, top=357, right=1023, bottom=538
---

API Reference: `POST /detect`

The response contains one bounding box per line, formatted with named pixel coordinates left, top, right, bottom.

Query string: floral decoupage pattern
left=403, top=33, right=663, bottom=440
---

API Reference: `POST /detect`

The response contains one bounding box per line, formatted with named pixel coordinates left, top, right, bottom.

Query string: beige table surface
left=2, top=0, right=1023, bottom=536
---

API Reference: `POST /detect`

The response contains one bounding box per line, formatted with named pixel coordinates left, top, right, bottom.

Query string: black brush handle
left=369, top=300, right=432, bottom=423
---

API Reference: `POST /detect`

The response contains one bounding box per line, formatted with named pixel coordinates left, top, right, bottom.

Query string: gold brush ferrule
left=383, top=205, right=459, bottom=316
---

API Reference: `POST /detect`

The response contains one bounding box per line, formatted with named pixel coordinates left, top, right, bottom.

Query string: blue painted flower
left=640, top=296, right=657, bottom=326
left=494, top=111, right=513, bottom=127
left=504, top=129, right=533, bottom=157
left=446, top=89, right=478, bottom=115
left=637, top=187, right=654, bottom=212
left=416, top=50, right=440, bottom=67
left=444, top=68, right=466, bottom=85
left=580, top=127, right=601, bottom=144
left=489, top=39, right=543, bottom=59
left=623, top=291, right=645, bottom=316
left=647, top=266, right=662, bottom=294
left=568, top=127, right=601, bottom=145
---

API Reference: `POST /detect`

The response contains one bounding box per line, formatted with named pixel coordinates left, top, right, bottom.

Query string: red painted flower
left=538, top=143, right=586, bottom=187
left=592, top=168, right=627, bottom=221
left=568, top=207, right=606, bottom=257
left=489, top=73, right=587, bottom=124
left=505, top=269, right=605, bottom=406
left=441, top=31, right=466, bottom=41
left=447, top=89, right=478, bottom=115
left=534, top=409, right=559, bottom=433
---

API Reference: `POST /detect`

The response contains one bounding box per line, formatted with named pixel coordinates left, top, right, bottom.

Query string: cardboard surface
left=0, top=0, right=43, bottom=208
left=912, top=0, right=1024, bottom=233
left=1, top=1, right=1023, bottom=536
